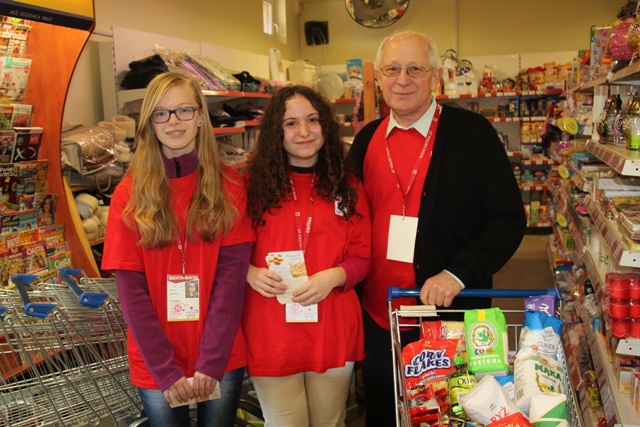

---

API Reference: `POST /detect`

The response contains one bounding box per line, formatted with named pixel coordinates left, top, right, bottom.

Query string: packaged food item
left=517, top=310, right=564, bottom=359
left=420, top=320, right=466, bottom=355
left=402, top=338, right=457, bottom=422
left=464, top=308, right=510, bottom=377
left=460, top=374, right=522, bottom=425
left=513, top=347, right=564, bottom=415
left=487, top=412, right=533, bottom=426
left=528, top=393, right=568, bottom=426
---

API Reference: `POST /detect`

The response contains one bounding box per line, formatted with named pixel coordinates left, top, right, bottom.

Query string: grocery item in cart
left=517, top=310, right=564, bottom=359
left=402, top=338, right=457, bottom=423
left=447, top=356, right=477, bottom=420
left=459, top=374, right=522, bottom=425
left=528, top=393, right=569, bottom=426
left=464, top=307, right=510, bottom=377
left=513, top=346, right=564, bottom=415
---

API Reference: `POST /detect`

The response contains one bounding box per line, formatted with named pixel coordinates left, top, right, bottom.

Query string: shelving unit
left=22, top=15, right=97, bottom=276
left=550, top=58, right=640, bottom=426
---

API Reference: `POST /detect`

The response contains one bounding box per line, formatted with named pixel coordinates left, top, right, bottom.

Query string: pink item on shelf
left=610, top=17, right=635, bottom=61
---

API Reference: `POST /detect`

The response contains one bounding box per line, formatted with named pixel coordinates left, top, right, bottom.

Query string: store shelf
left=583, top=248, right=606, bottom=306
left=610, top=61, right=640, bottom=85
left=585, top=140, right=640, bottom=177
left=436, top=89, right=562, bottom=100
left=117, top=88, right=272, bottom=112
left=520, top=184, right=549, bottom=191
left=522, top=158, right=560, bottom=166
left=585, top=196, right=640, bottom=269
left=587, top=322, right=640, bottom=426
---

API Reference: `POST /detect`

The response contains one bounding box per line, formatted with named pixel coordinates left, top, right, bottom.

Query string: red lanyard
left=385, top=104, right=441, bottom=217
left=290, top=172, right=315, bottom=252
left=177, top=238, right=188, bottom=274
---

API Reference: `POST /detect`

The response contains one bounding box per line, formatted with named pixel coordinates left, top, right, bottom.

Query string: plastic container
left=606, top=272, right=630, bottom=299
left=612, top=318, right=631, bottom=338
left=630, top=299, right=640, bottom=318
left=288, top=60, right=317, bottom=88
left=610, top=300, right=630, bottom=318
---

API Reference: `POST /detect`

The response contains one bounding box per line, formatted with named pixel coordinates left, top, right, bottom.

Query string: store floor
left=345, top=233, right=554, bottom=427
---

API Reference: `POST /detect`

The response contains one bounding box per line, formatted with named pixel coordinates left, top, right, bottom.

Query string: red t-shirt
left=362, top=118, right=434, bottom=330
left=243, top=172, right=371, bottom=376
left=102, top=167, right=254, bottom=388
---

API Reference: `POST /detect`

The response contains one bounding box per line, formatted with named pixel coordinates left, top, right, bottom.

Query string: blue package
left=517, top=310, right=564, bottom=359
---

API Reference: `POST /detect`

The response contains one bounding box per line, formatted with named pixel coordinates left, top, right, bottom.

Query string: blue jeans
left=138, top=367, right=245, bottom=427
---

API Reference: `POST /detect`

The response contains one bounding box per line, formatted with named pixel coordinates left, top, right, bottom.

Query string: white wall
left=62, top=0, right=624, bottom=126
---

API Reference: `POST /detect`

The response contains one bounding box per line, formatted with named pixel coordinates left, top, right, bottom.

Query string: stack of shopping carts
left=0, top=269, right=143, bottom=427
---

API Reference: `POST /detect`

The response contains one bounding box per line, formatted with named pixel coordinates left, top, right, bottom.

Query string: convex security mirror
left=345, top=0, right=410, bottom=28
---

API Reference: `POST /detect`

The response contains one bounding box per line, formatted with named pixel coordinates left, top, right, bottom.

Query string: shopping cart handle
left=387, top=286, right=560, bottom=301
left=11, top=274, right=56, bottom=319
left=58, top=268, right=108, bottom=309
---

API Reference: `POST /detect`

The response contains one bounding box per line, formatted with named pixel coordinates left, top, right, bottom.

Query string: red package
left=402, top=338, right=457, bottom=422
left=487, top=412, right=533, bottom=427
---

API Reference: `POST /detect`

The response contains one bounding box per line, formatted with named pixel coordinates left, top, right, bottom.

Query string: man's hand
left=419, top=271, right=462, bottom=307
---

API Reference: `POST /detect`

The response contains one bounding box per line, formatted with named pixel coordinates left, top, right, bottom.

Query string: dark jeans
left=362, top=309, right=419, bottom=427
left=138, top=367, right=245, bottom=427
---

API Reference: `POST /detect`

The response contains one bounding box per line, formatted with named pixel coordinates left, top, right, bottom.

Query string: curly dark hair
left=247, top=85, right=360, bottom=228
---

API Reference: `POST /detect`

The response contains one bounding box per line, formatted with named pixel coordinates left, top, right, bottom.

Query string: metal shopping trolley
left=387, top=287, right=583, bottom=427
left=0, top=273, right=143, bottom=427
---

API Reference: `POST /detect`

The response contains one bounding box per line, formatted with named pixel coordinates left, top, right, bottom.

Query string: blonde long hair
left=122, top=72, right=237, bottom=249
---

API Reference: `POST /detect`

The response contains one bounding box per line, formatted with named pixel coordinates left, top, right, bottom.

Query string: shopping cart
left=0, top=273, right=143, bottom=427
left=387, top=287, right=583, bottom=427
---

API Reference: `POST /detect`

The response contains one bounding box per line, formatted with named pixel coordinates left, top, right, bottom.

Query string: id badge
left=387, top=214, right=418, bottom=263
left=167, top=274, right=200, bottom=322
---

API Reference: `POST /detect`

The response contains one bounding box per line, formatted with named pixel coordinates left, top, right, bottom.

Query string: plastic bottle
left=447, top=356, right=477, bottom=420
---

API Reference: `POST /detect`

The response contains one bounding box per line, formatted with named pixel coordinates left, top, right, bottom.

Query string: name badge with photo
left=167, top=274, right=200, bottom=322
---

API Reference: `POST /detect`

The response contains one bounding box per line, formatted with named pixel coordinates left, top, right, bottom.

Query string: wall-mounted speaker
left=304, top=21, right=329, bottom=46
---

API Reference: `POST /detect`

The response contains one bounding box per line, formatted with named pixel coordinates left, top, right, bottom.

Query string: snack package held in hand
left=402, top=338, right=457, bottom=421
left=517, top=310, right=564, bottom=359
left=460, top=374, right=523, bottom=425
left=464, top=308, right=510, bottom=377
left=168, top=377, right=220, bottom=408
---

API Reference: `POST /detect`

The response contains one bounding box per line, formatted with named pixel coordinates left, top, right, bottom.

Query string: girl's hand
left=246, top=264, right=287, bottom=298
left=163, top=376, right=193, bottom=406
left=291, top=267, right=345, bottom=306
left=192, top=371, right=218, bottom=400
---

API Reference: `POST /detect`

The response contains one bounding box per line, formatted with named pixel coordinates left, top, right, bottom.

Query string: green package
left=464, top=307, right=510, bottom=377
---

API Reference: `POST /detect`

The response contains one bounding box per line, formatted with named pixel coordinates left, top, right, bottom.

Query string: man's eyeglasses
left=378, top=65, right=433, bottom=78
left=151, top=106, right=199, bottom=124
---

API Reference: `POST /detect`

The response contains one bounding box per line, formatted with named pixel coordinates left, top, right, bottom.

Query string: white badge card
left=387, top=214, right=418, bottom=263
left=286, top=302, right=318, bottom=322
left=266, top=250, right=309, bottom=305
left=167, top=274, right=201, bottom=322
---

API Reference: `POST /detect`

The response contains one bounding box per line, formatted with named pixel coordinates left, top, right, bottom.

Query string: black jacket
left=346, top=103, right=527, bottom=314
